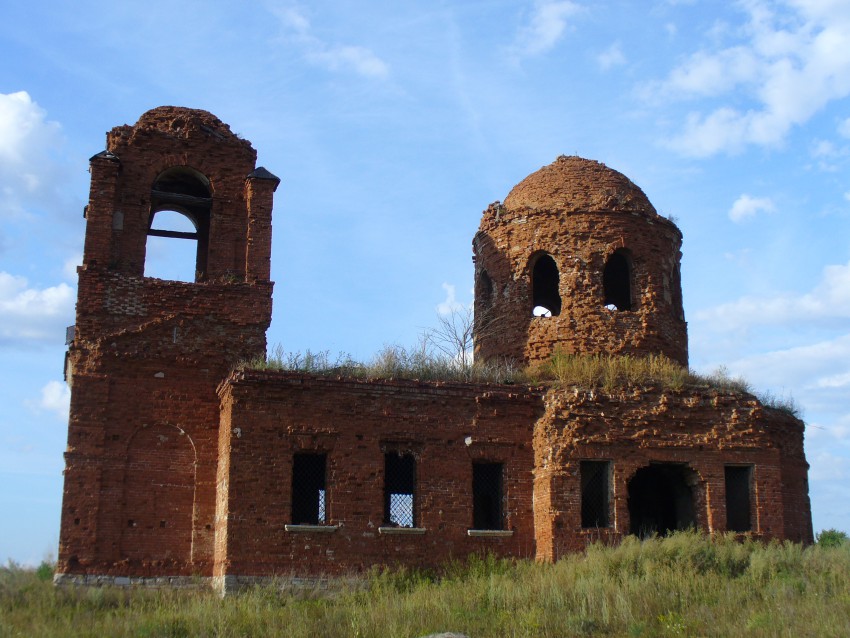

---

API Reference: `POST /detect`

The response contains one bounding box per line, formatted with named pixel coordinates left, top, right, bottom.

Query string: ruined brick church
left=56, top=107, right=812, bottom=593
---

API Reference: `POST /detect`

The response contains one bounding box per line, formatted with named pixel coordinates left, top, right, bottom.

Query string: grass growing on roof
left=239, top=346, right=801, bottom=416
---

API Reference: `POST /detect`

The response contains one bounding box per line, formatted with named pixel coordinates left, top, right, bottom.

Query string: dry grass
left=2, top=532, right=848, bottom=637
left=240, top=347, right=800, bottom=416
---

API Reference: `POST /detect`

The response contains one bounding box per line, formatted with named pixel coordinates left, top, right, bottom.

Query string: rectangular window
left=581, top=461, right=610, bottom=528
left=291, top=453, right=327, bottom=525
left=384, top=452, right=416, bottom=527
left=725, top=465, right=752, bottom=532
left=472, top=462, right=504, bottom=530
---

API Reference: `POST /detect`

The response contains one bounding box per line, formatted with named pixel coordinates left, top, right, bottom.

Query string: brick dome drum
left=473, top=156, right=688, bottom=365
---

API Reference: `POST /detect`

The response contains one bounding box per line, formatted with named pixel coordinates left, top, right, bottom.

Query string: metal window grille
left=581, top=461, right=610, bottom=528
left=384, top=452, right=415, bottom=527
left=292, top=453, right=327, bottom=525
left=725, top=465, right=752, bottom=532
left=472, top=462, right=503, bottom=530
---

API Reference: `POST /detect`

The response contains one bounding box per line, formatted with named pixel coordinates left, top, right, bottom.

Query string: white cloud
left=31, top=380, right=70, bottom=422
left=727, top=333, right=850, bottom=385
left=512, top=1, right=583, bottom=58
left=695, top=259, right=850, bottom=330
left=0, top=271, right=75, bottom=345
left=271, top=5, right=388, bottom=78
left=597, top=42, right=626, bottom=70
left=810, top=139, right=839, bottom=158
left=728, top=193, right=776, bottom=222
left=844, top=190, right=850, bottom=202
left=307, top=46, right=388, bottom=79
left=660, top=2, right=850, bottom=156
left=0, top=91, right=64, bottom=217
left=839, top=116, right=850, bottom=138
left=436, top=282, right=466, bottom=316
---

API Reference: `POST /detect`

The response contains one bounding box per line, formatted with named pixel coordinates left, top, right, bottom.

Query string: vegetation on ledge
left=239, top=346, right=800, bottom=417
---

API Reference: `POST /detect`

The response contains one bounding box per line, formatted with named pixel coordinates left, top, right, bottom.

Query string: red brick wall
left=215, top=372, right=542, bottom=578
left=212, top=374, right=811, bottom=582
left=57, top=108, right=275, bottom=577
left=473, top=157, right=687, bottom=366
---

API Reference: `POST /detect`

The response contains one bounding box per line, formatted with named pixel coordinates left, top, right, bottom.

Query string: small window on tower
left=476, top=270, right=494, bottom=308
left=532, top=253, right=561, bottom=317
left=603, top=250, right=633, bottom=311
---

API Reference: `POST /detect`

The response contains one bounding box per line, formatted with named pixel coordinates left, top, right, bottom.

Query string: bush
left=816, top=528, right=848, bottom=548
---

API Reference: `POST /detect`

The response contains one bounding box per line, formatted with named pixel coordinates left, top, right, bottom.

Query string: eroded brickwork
left=473, top=156, right=687, bottom=366
left=56, top=110, right=812, bottom=592
left=57, top=107, right=277, bottom=578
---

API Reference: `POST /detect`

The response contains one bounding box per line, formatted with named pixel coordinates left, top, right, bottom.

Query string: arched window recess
left=145, top=167, right=212, bottom=282
left=531, top=253, right=561, bottom=317
left=603, top=249, right=633, bottom=312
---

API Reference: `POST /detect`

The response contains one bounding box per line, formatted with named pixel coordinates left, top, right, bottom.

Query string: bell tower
left=57, top=107, right=278, bottom=581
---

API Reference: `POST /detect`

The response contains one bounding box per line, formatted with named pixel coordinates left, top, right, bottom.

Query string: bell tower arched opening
left=145, top=167, right=212, bottom=282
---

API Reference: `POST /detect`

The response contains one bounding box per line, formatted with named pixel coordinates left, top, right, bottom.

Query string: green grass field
left=2, top=531, right=849, bottom=637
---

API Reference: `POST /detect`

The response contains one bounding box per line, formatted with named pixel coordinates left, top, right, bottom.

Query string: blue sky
left=2, top=0, right=849, bottom=564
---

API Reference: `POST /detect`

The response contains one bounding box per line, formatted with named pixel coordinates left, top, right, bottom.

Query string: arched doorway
left=628, top=464, right=697, bottom=537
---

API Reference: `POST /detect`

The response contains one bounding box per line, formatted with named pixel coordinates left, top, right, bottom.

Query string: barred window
left=384, top=452, right=416, bottom=527
left=725, top=465, right=752, bottom=532
left=581, top=461, right=611, bottom=528
left=291, top=453, right=327, bottom=525
left=472, top=462, right=503, bottom=530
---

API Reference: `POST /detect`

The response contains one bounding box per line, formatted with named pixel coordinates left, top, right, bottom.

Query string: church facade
left=56, top=108, right=812, bottom=594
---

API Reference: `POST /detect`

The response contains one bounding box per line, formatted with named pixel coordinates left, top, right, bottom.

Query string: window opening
left=145, top=167, right=212, bottom=282
left=144, top=211, right=199, bottom=282
left=581, top=461, right=610, bottom=528
left=384, top=452, right=416, bottom=527
left=725, top=465, right=752, bottom=532
left=603, top=250, right=632, bottom=311
left=292, top=453, right=327, bottom=525
left=532, top=254, right=561, bottom=317
left=476, top=270, right=494, bottom=308
left=627, top=464, right=696, bottom=538
left=472, top=462, right=503, bottom=530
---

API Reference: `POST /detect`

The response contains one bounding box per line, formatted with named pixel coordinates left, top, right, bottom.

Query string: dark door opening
left=628, top=464, right=696, bottom=538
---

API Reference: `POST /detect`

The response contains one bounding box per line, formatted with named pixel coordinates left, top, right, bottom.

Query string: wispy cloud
left=658, top=1, right=850, bottom=156
left=271, top=5, right=388, bottom=78
left=728, top=193, right=775, bottom=222
left=597, top=42, right=626, bottom=70
left=511, top=1, right=584, bottom=58
left=436, top=282, right=467, bottom=316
